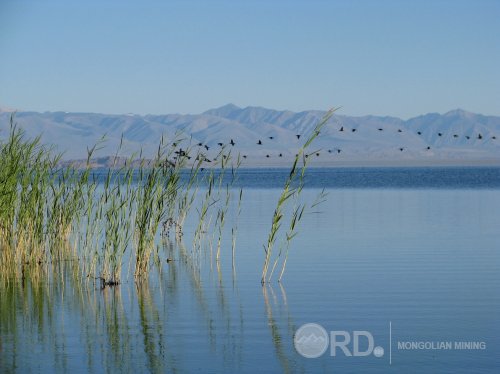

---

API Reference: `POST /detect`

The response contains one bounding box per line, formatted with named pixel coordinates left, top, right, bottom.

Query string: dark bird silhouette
left=399, top=147, right=404, bottom=151
left=296, top=134, right=301, bottom=139
left=453, top=134, right=459, bottom=138
left=438, top=133, right=442, bottom=137
left=478, top=133, right=483, bottom=139
left=266, top=154, right=270, bottom=158
left=230, top=139, right=235, bottom=146
left=339, top=126, right=344, bottom=132
left=268, top=136, right=274, bottom=140
left=337, top=149, right=341, bottom=153
left=279, top=153, right=282, bottom=157
left=398, top=129, right=402, bottom=133
left=172, top=142, right=177, bottom=147
left=243, top=155, right=247, bottom=158
left=352, top=128, right=357, bottom=132
left=257, top=140, right=262, bottom=145
left=204, top=145, right=210, bottom=150
left=197, top=142, right=203, bottom=146
left=493, top=136, right=497, bottom=140
left=175, top=148, right=186, bottom=156
left=316, top=152, right=320, bottom=156
left=427, top=146, right=431, bottom=150
left=204, top=158, right=211, bottom=163
left=328, top=149, right=332, bottom=153
left=218, top=142, right=223, bottom=146
left=466, top=135, right=470, bottom=139
left=417, top=131, right=422, bottom=135
left=378, top=128, right=383, bottom=131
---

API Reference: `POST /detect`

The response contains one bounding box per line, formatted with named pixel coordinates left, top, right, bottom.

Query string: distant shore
left=59, top=156, right=500, bottom=169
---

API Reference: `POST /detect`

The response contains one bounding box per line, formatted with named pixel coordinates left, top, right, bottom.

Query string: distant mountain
left=1, top=105, right=499, bottom=166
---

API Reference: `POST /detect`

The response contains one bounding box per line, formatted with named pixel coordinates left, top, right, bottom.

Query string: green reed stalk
left=261, top=108, right=336, bottom=284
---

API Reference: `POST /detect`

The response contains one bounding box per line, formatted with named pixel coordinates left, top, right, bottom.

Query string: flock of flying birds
left=170, top=124, right=497, bottom=163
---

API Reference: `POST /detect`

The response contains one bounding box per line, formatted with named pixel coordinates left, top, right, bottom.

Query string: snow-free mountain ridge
left=1, top=105, right=499, bottom=166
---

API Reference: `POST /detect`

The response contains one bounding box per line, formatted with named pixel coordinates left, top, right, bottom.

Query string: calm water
left=1, top=167, right=499, bottom=373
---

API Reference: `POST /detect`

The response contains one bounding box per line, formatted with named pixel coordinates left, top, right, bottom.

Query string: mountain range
left=1, top=104, right=499, bottom=166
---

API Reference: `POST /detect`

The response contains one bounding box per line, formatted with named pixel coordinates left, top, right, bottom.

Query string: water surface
left=1, top=167, right=499, bottom=373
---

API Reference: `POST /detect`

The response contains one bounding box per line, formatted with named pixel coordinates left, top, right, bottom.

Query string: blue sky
left=0, top=0, right=499, bottom=118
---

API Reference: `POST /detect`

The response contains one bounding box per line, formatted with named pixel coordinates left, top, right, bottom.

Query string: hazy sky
left=1, top=0, right=499, bottom=118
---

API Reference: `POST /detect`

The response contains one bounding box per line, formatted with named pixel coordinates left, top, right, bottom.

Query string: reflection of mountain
left=296, top=333, right=327, bottom=344
left=1, top=105, right=499, bottom=165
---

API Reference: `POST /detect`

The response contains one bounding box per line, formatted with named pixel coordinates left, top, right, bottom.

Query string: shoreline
left=60, top=158, right=500, bottom=170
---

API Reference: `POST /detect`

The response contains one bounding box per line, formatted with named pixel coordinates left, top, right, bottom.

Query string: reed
left=2, top=108, right=333, bottom=286
left=261, top=108, right=336, bottom=283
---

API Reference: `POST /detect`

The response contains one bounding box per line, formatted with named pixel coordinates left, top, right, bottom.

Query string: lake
left=1, top=167, right=499, bottom=373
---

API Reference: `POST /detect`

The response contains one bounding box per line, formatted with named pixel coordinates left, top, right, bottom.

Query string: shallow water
left=1, top=168, right=499, bottom=373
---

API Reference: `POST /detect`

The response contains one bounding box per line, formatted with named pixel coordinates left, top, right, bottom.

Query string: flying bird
left=378, top=128, right=383, bottom=131
left=174, top=148, right=186, bottom=156
left=218, top=142, right=223, bottom=146
left=339, top=126, right=344, bottom=132
left=438, top=133, right=442, bottom=136
left=352, top=128, right=357, bottom=132
left=204, top=145, right=210, bottom=150
left=296, top=134, right=301, bottom=139
left=257, top=140, right=262, bottom=145
left=417, top=131, right=422, bottom=135
left=230, top=139, right=235, bottom=146
left=478, top=133, right=483, bottom=139
left=268, top=136, right=274, bottom=140
left=398, top=129, right=402, bottom=133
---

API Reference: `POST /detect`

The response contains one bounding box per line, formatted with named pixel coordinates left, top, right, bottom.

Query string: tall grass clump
left=101, top=164, right=135, bottom=284
left=134, top=137, right=188, bottom=277
left=261, top=108, right=336, bottom=284
left=0, top=120, right=59, bottom=276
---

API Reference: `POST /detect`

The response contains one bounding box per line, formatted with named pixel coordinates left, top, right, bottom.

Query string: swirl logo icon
left=294, top=323, right=329, bottom=358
